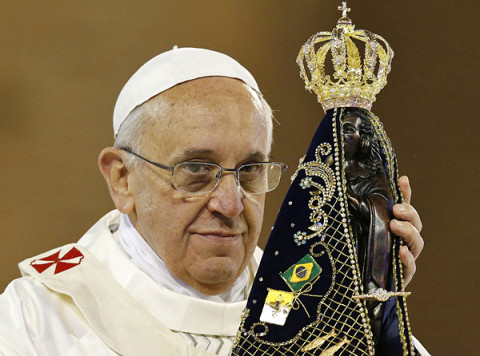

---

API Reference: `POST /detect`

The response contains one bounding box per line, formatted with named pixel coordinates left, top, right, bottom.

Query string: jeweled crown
left=297, top=2, right=394, bottom=112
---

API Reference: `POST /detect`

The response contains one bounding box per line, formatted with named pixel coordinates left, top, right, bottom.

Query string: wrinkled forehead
left=156, top=77, right=264, bottom=114
left=145, top=77, right=270, bottom=145
left=113, top=47, right=261, bottom=137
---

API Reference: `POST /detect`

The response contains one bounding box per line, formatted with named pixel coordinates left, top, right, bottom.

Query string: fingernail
left=392, top=219, right=402, bottom=229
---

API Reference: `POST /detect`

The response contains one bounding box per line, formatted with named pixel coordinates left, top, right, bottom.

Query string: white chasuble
left=0, top=210, right=261, bottom=355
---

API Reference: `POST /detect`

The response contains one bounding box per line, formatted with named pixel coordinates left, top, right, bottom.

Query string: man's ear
left=98, top=147, right=135, bottom=214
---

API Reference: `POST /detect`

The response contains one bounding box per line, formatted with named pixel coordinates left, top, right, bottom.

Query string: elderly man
left=0, top=48, right=424, bottom=355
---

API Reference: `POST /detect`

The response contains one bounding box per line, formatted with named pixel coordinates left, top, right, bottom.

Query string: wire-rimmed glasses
left=120, top=147, right=287, bottom=195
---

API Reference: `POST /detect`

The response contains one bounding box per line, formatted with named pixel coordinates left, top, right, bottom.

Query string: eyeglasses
left=120, top=147, right=287, bottom=195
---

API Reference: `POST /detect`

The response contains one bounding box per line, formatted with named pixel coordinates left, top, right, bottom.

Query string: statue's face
left=342, top=115, right=362, bottom=160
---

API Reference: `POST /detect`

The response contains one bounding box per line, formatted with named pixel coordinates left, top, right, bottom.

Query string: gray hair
left=114, top=84, right=274, bottom=169
left=114, top=103, right=154, bottom=169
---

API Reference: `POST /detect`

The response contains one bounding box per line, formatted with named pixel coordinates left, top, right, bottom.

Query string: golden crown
left=297, top=2, right=394, bottom=112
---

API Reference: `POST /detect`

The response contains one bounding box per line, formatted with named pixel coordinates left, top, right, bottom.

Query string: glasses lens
left=239, top=162, right=282, bottom=193
left=173, top=162, right=220, bottom=193
left=173, top=161, right=285, bottom=194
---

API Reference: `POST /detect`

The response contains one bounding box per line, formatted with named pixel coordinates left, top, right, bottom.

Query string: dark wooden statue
left=342, top=107, right=394, bottom=346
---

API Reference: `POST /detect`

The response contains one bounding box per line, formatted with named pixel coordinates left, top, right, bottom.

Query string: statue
left=233, top=3, right=416, bottom=355
left=342, top=107, right=394, bottom=346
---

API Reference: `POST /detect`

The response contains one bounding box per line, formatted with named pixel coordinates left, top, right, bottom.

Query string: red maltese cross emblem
left=30, top=247, right=84, bottom=275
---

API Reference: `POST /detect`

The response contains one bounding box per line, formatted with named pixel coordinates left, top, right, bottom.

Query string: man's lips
left=191, top=231, right=243, bottom=242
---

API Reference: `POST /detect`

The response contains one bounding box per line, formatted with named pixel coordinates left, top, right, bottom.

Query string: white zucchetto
left=113, top=47, right=260, bottom=136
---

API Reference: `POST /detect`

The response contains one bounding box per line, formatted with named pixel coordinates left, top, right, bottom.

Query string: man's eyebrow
left=243, top=152, right=269, bottom=162
left=171, top=149, right=214, bottom=162
left=171, top=150, right=270, bottom=163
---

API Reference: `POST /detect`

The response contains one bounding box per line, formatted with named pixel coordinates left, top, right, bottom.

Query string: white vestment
left=0, top=210, right=430, bottom=356
left=0, top=211, right=260, bottom=355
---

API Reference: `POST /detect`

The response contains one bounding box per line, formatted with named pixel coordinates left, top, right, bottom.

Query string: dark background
left=1, top=1, right=478, bottom=354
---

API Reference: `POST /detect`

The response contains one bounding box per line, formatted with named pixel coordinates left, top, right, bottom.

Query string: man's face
left=342, top=115, right=362, bottom=160
left=128, top=77, right=269, bottom=295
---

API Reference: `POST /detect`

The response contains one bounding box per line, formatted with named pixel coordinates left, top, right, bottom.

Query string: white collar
left=117, top=213, right=248, bottom=302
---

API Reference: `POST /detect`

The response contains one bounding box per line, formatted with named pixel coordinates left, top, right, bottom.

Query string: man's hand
left=389, top=176, right=424, bottom=286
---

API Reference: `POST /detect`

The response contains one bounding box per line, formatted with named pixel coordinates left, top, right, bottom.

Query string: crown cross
left=338, top=2, right=351, bottom=18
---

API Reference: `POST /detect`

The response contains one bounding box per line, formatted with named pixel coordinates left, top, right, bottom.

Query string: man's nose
left=207, top=172, right=244, bottom=218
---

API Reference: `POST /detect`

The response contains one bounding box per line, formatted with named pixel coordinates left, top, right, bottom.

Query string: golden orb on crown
left=297, top=2, right=394, bottom=112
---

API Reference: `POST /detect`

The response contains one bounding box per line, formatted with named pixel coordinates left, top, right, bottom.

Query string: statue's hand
left=390, top=176, right=424, bottom=287
left=346, top=188, right=360, bottom=208
left=346, top=187, right=369, bottom=218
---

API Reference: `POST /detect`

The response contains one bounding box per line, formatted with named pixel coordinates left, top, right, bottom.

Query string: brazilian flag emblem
left=281, top=254, right=322, bottom=292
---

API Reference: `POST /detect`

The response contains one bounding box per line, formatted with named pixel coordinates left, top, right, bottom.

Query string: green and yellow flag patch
left=281, top=254, right=322, bottom=292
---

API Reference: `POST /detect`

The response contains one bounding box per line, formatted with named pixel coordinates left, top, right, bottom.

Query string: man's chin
left=189, top=257, right=243, bottom=294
